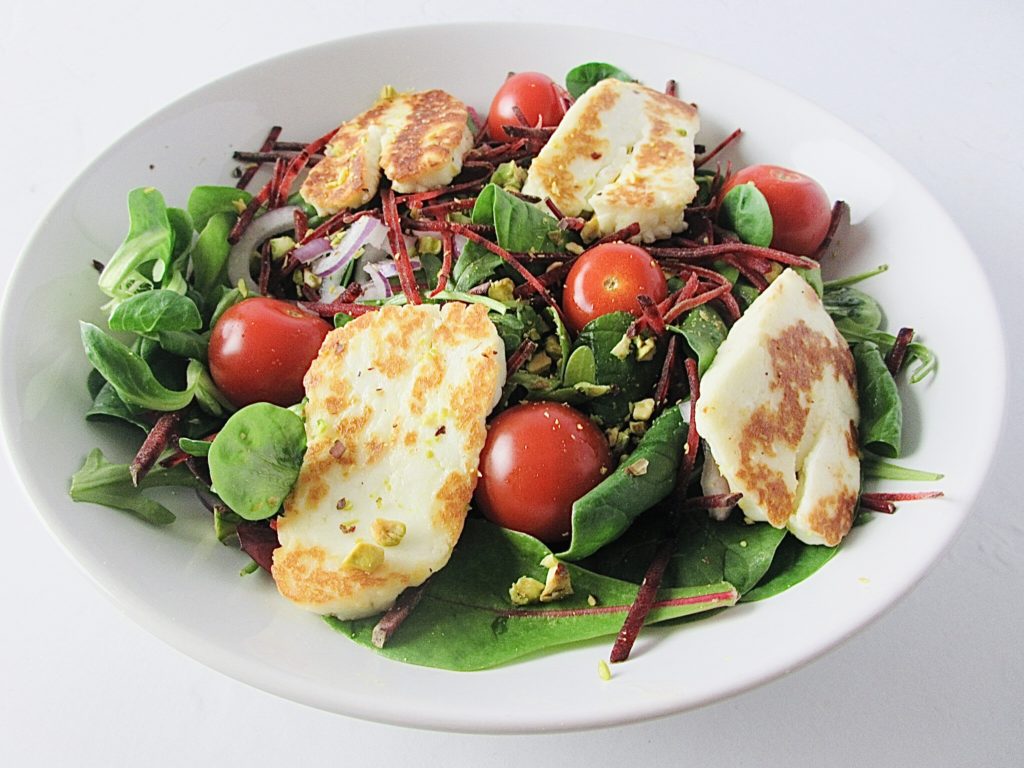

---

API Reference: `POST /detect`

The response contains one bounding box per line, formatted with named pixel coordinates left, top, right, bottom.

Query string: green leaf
left=667, top=304, right=728, bottom=376
left=325, top=519, right=737, bottom=671
left=718, top=182, right=773, bottom=247
left=741, top=534, right=840, bottom=602
left=560, top=406, right=687, bottom=561
left=187, top=185, right=250, bottom=232
left=69, top=448, right=207, bottom=525
left=84, top=380, right=151, bottom=432
left=155, top=330, right=208, bottom=362
left=177, top=437, right=212, bottom=457
left=565, top=62, right=634, bottom=99
left=108, top=289, right=203, bottom=335
left=793, top=264, right=823, bottom=297
left=852, top=341, right=902, bottom=458
left=562, top=345, right=596, bottom=387
left=836, top=323, right=937, bottom=383
left=861, top=453, right=944, bottom=481
left=208, top=403, right=306, bottom=520
left=97, top=187, right=174, bottom=300
left=824, top=285, right=883, bottom=331
left=80, top=322, right=195, bottom=411
left=192, top=211, right=235, bottom=299
left=167, top=207, right=194, bottom=269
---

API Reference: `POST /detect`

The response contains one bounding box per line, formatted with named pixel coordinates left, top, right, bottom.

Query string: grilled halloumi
left=272, top=303, right=506, bottom=618
left=522, top=78, right=700, bottom=243
left=300, top=89, right=475, bottom=215
left=694, top=269, right=860, bottom=546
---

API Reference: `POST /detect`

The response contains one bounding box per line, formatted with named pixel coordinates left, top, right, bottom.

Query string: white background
left=2, top=1, right=1021, bottom=765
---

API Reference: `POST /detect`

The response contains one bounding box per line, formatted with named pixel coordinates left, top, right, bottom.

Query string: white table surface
left=3, top=1, right=1021, bottom=765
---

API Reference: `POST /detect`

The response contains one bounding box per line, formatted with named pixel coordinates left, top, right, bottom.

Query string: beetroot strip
left=593, top=222, right=641, bottom=246
left=654, top=335, right=680, bottom=410
left=636, top=294, right=666, bottom=336
left=649, top=242, right=818, bottom=269
left=430, top=230, right=456, bottom=296
left=381, top=188, right=423, bottom=304
left=861, top=491, right=944, bottom=502
left=228, top=178, right=273, bottom=244
left=505, top=338, right=538, bottom=375
left=695, top=128, right=742, bottom=169
left=684, top=492, right=743, bottom=510
left=371, top=584, right=428, bottom=648
left=499, top=589, right=737, bottom=620
left=858, top=497, right=897, bottom=514
left=813, top=200, right=852, bottom=261
left=236, top=125, right=282, bottom=190
left=130, top=410, right=183, bottom=486
left=609, top=536, right=678, bottom=663
left=663, top=283, right=731, bottom=324
left=681, top=357, right=701, bottom=483
left=886, top=327, right=915, bottom=376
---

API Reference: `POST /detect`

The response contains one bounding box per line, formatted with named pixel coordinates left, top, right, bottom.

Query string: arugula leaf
left=667, top=304, right=728, bottom=376
left=69, top=448, right=207, bottom=525
left=108, top=289, right=203, bottom=335
left=97, top=187, right=174, bottom=301
left=852, top=341, right=903, bottom=458
left=326, top=519, right=737, bottom=671
left=560, top=406, right=687, bottom=561
left=80, top=322, right=196, bottom=411
left=187, top=185, right=250, bottom=232
left=565, top=62, right=634, bottom=99
left=208, top=403, right=306, bottom=521
left=718, top=182, right=773, bottom=247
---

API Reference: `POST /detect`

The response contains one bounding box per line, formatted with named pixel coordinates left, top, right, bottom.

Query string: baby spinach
left=741, top=534, right=840, bottom=602
left=70, top=448, right=207, bottom=525
left=187, top=185, right=251, bottom=232
left=718, top=183, right=773, bottom=247
left=326, top=519, right=736, bottom=671
left=108, top=289, right=203, bottom=335
left=667, top=304, right=728, bottom=376
left=560, top=406, right=687, bottom=561
left=853, top=341, right=902, bottom=458
left=97, top=187, right=175, bottom=301
left=840, top=324, right=938, bottom=383
left=565, top=62, right=634, bottom=99
left=208, top=403, right=306, bottom=521
left=824, top=285, right=883, bottom=331
left=80, top=322, right=196, bottom=411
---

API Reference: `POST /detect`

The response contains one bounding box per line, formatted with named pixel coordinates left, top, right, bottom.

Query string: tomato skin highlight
left=486, top=71, right=566, bottom=142
left=561, top=243, right=668, bottom=333
left=719, top=164, right=832, bottom=256
left=475, top=402, right=612, bottom=544
left=208, top=297, right=332, bottom=408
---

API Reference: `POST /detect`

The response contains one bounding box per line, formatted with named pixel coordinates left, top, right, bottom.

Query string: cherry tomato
left=486, top=71, right=566, bottom=142
left=475, top=402, right=612, bottom=544
left=208, top=297, right=332, bottom=408
left=561, top=242, right=669, bottom=333
left=719, top=164, right=832, bottom=256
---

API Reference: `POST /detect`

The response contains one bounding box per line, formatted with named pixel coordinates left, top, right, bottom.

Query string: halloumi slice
left=521, top=78, right=700, bottom=243
left=694, top=269, right=860, bottom=546
left=300, top=89, right=474, bottom=215
left=272, top=302, right=506, bottom=618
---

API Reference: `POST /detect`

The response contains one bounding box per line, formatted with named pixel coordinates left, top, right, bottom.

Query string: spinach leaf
left=574, top=311, right=660, bottom=425
left=80, top=322, right=196, bottom=411
left=192, top=211, right=234, bottom=299
left=489, top=304, right=545, bottom=355
left=187, top=185, right=250, bottom=232
left=718, top=182, right=773, bottom=247
left=741, top=534, right=839, bottom=602
left=824, top=285, right=883, bottom=330
left=562, top=345, right=597, bottom=387
left=565, top=62, right=634, bottom=99
left=560, top=406, right=687, bottom=561
left=852, top=341, right=902, bottom=458
left=69, top=448, right=208, bottom=525
left=177, top=437, right=212, bottom=457
left=667, top=304, right=728, bottom=376
left=208, top=403, right=306, bottom=521
left=793, top=264, right=823, bottom=297
left=97, top=187, right=174, bottom=301
left=509, top=370, right=611, bottom=406
left=839, top=324, right=938, bottom=383
left=108, top=289, right=203, bottom=335
left=326, top=519, right=737, bottom=671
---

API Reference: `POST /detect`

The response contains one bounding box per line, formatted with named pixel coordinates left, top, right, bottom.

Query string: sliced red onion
left=227, top=205, right=300, bottom=292
left=362, top=262, right=392, bottom=299
left=290, top=237, right=332, bottom=264
left=376, top=258, right=422, bottom=279
left=313, top=216, right=389, bottom=277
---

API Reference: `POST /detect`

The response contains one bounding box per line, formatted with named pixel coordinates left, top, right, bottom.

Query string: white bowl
left=0, top=23, right=1005, bottom=732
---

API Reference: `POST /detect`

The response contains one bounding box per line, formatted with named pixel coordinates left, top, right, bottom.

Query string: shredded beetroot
left=513, top=260, right=575, bottom=300
left=381, top=188, right=423, bottom=304
left=695, top=128, right=742, bottom=169
left=654, top=335, right=680, bottom=411
left=813, top=200, right=852, bottom=261
left=665, top=79, right=678, bottom=97
left=684, top=492, right=743, bottom=510
left=886, top=327, right=915, bottom=376
left=130, top=410, right=183, bottom=486
left=636, top=294, right=666, bottom=335
left=292, top=208, right=308, bottom=241
left=298, top=207, right=381, bottom=247
left=257, top=240, right=272, bottom=296
left=505, top=338, right=538, bottom=376
left=300, top=298, right=377, bottom=319
left=276, top=125, right=340, bottom=204
left=680, top=357, right=701, bottom=483
left=429, top=230, right=456, bottom=297
left=404, top=216, right=495, bottom=237
left=649, top=242, right=819, bottom=270
left=662, top=283, right=731, bottom=324
left=609, top=536, right=677, bottom=663
left=861, top=491, right=944, bottom=503
left=236, top=125, right=282, bottom=191
left=416, top=198, right=477, bottom=218
left=228, top=178, right=273, bottom=244
left=544, top=198, right=566, bottom=220
left=396, top=166, right=492, bottom=207
left=593, top=222, right=641, bottom=246
left=721, top=254, right=769, bottom=292
left=858, top=496, right=896, bottom=514
left=371, top=585, right=428, bottom=648
left=553, top=82, right=575, bottom=113
left=236, top=521, right=280, bottom=573
left=501, top=588, right=736, bottom=620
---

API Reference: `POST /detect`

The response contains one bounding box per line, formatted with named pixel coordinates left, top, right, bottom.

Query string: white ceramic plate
left=0, top=24, right=1005, bottom=733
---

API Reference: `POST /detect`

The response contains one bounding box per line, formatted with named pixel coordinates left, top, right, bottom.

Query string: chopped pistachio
left=269, top=235, right=295, bottom=260
left=540, top=562, right=574, bottom=602
left=610, top=333, right=632, bottom=360
left=580, top=217, right=602, bottom=243
left=625, top=458, right=650, bottom=477
left=631, top=398, right=656, bottom=421
left=598, top=659, right=612, bottom=681
left=628, top=420, right=648, bottom=437
left=543, top=260, right=565, bottom=273
left=565, top=242, right=585, bottom=256
left=490, top=160, right=528, bottom=192
left=342, top=540, right=384, bottom=572
left=303, top=271, right=323, bottom=289
left=635, top=336, right=657, bottom=362
left=539, top=554, right=559, bottom=569
left=239, top=559, right=260, bottom=576
left=379, top=84, right=399, bottom=100
left=416, top=235, right=442, bottom=256
left=371, top=518, right=407, bottom=547
left=486, top=277, right=516, bottom=304
left=509, top=576, right=545, bottom=606
left=338, top=520, right=357, bottom=534
left=231, top=198, right=248, bottom=214
left=587, top=594, right=598, bottom=607
left=526, top=350, right=553, bottom=374
left=543, top=335, right=563, bottom=360
left=765, top=262, right=784, bottom=283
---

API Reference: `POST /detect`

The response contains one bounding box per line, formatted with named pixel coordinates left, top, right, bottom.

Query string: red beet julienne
left=235, top=125, right=281, bottom=191
left=653, top=335, right=680, bottom=412
left=497, top=588, right=738, bottom=621
left=694, top=128, right=743, bottom=169
left=648, top=242, right=819, bottom=270
left=381, top=187, right=423, bottom=305
left=681, top=357, right=702, bottom=483
left=859, top=490, right=944, bottom=514
left=429, top=229, right=456, bottom=297
left=886, top=327, right=915, bottom=375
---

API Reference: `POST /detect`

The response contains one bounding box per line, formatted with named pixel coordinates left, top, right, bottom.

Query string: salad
left=70, top=62, right=941, bottom=673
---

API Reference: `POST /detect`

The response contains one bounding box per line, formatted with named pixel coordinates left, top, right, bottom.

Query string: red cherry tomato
left=487, top=71, right=566, bottom=142
left=719, top=164, right=832, bottom=256
left=561, top=242, right=669, bottom=333
left=475, top=402, right=612, bottom=544
left=208, top=297, right=332, bottom=408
